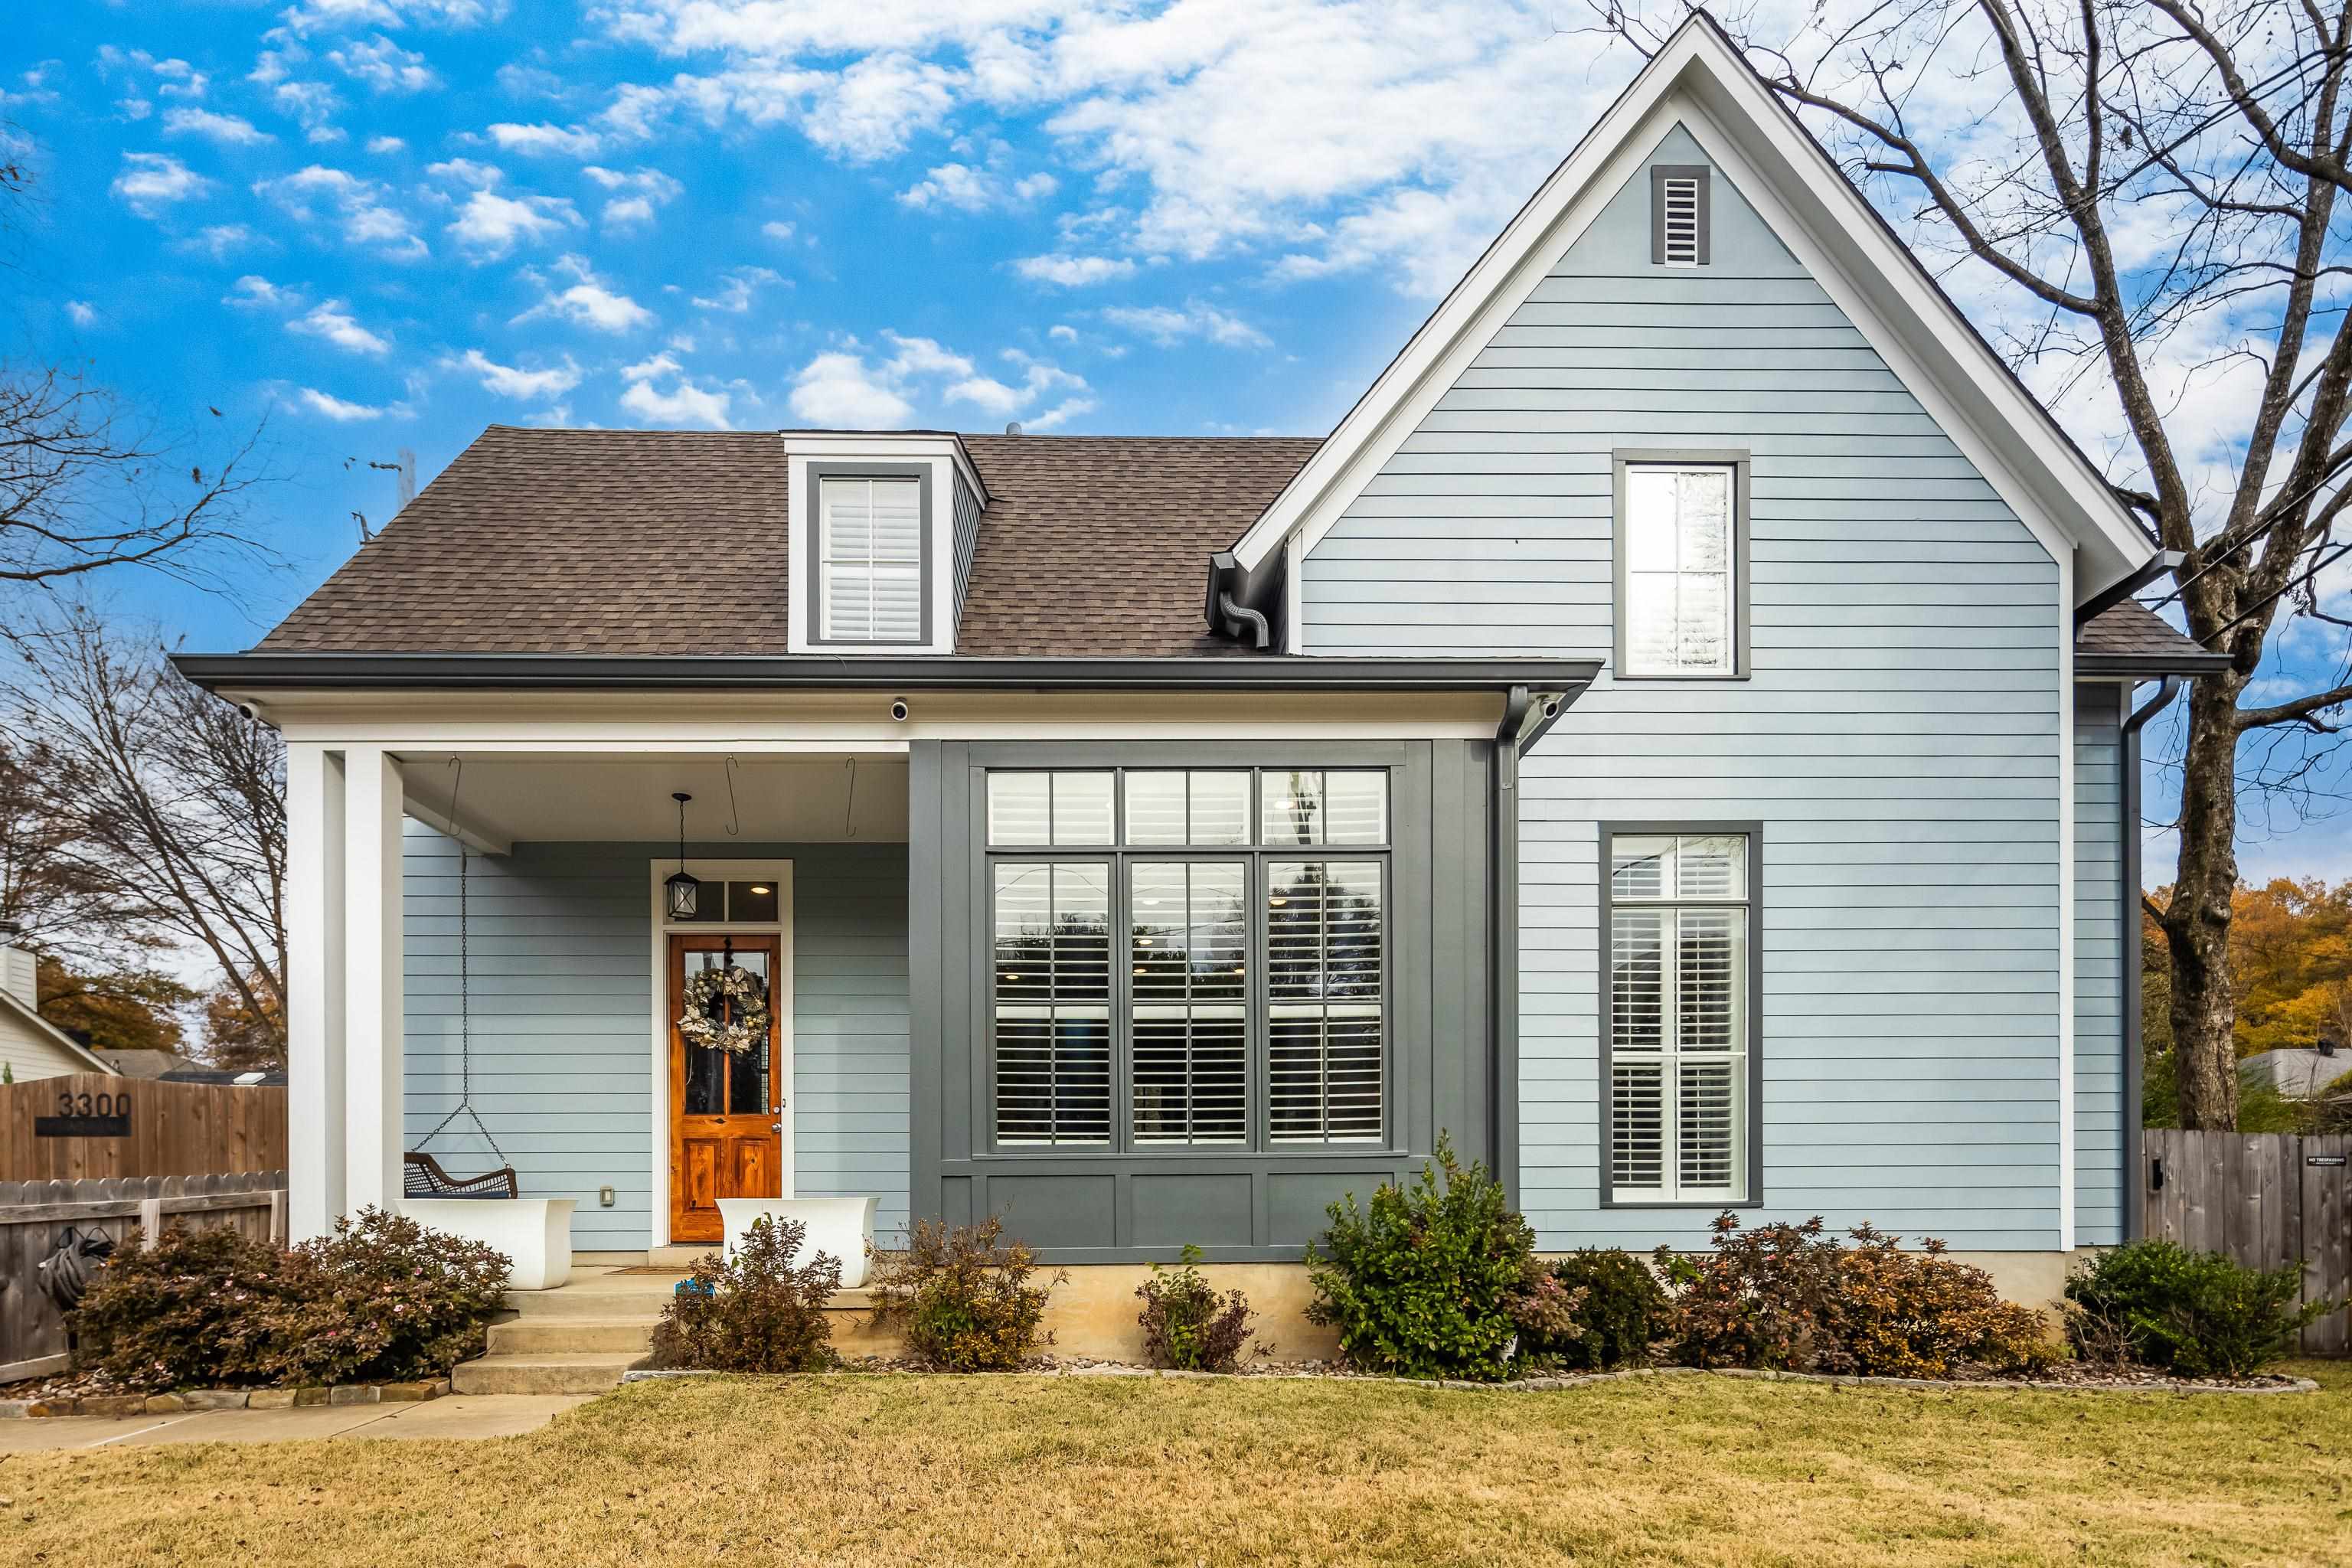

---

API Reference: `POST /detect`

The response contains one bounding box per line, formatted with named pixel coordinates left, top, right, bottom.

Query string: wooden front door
left=668, top=935, right=782, bottom=1244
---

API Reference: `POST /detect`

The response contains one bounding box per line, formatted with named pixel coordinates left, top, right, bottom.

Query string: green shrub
left=648, top=1216, right=841, bottom=1373
left=1655, top=1214, right=2057, bottom=1377
left=1304, top=1135, right=1534, bottom=1381
left=1525, top=1249, right=1666, bottom=1370
left=868, top=1215, right=1063, bottom=1370
left=67, top=1224, right=289, bottom=1391
left=2066, top=1239, right=2333, bottom=1379
left=68, top=1207, right=511, bottom=1392
left=1135, top=1244, right=1256, bottom=1372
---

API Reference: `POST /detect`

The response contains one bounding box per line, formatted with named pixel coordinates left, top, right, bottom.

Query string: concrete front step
left=488, top=1316, right=658, bottom=1354
left=452, top=1352, right=643, bottom=1396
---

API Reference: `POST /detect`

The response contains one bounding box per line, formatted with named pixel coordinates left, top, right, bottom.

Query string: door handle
left=770, top=1122, right=782, bottom=1132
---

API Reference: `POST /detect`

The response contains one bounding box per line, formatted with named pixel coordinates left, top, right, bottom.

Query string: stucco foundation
left=822, top=1264, right=1340, bottom=1362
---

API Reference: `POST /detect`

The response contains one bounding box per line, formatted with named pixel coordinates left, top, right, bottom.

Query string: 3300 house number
left=33, top=1089, right=134, bottom=1138
left=59, top=1089, right=132, bottom=1119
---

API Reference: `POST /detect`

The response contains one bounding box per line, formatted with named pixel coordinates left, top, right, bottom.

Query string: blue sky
left=4, top=1, right=2346, bottom=882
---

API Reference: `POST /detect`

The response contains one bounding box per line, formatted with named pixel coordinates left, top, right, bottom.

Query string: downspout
left=1491, top=688, right=1531, bottom=1203
left=1217, top=591, right=1271, bottom=651
left=2120, top=675, right=2181, bottom=1241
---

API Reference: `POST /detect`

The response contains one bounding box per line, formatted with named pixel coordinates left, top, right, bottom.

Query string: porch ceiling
left=400, top=753, right=907, bottom=847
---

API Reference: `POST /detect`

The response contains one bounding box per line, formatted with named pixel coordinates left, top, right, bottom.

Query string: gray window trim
left=1596, top=820, right=1765, bottom=1210
left=976, top=760, right=1400, bottom=1160
left=1612, top=449, right=1752, bottom=681
left=1650, top=164, right=1711, bottom=265
left=804, top=460, right=933, bottom=648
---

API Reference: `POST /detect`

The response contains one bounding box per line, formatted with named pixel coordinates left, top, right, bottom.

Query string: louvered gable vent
left=1650, top=164, right=1710, bottom=267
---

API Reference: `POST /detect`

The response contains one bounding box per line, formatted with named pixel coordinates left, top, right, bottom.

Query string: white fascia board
left=784, top=443, right=962, bottom=656
left=1229, top=16, right=2151, bottom=605
left=0, top=988, right=116, bottom=1074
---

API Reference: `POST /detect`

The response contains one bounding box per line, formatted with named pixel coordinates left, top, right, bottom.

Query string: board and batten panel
left=400, top=828, right=911, bottom=1250
left=2075, top=683, right=2126, bottom=1246
left=950, top=467, right=984, bottom=630
left=1300, top=122, right=2066, bottom=1251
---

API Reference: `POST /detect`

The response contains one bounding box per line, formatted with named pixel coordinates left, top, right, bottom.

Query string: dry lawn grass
left=3, top=1363, right=2349, bottom=1566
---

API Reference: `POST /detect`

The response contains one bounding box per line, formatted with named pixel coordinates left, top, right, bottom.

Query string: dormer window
left=1651, top=165, right=1710, bottom=266
left=787, top=434, right=984, bottom=655
left=818, top=475, right=924, bottom=643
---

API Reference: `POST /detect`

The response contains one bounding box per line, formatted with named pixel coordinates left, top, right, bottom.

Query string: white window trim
left=1600, top=825, right=1760, bottom=1208
left=1613, top=449, right=1749, bottom=681
left=786, top=435, right=978, bottom=655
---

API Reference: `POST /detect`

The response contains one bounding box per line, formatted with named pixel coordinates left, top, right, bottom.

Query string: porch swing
left=403, top=758, right=519, bottom=1200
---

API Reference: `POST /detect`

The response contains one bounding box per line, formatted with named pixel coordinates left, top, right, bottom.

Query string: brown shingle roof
left=258, top=426, right=1321, bottom=657
left=2076, top=601, right=2230, bottom=673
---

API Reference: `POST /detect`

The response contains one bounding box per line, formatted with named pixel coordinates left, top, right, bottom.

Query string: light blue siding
left=2075, top=684, right=2126, bottom=1244
left=400, top=830, right=910, bottom=1251
left=951, top=467, right=983, bottom=629
left=1302, top=124, right=2066, bottom=1251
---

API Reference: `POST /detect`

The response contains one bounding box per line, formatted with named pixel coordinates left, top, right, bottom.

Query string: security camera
left=890, top=697, right=910, bottom=722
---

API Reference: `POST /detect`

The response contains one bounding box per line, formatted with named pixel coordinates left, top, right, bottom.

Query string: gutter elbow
left=1218, top=590, right=1271, bottom=650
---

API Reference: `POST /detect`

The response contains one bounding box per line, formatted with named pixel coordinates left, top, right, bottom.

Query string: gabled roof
left=1, top=988, right=116, bottom=1075
left=259, top=426, right=1321, bottom=658
left=1221, top=11, right=2156, bottom=608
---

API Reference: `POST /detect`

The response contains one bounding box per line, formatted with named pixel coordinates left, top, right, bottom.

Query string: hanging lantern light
left=666, top=792, right=701, bottom=920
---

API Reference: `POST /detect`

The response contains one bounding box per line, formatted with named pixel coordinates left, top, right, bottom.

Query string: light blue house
left=181, top=17, right=2222, bottom=1303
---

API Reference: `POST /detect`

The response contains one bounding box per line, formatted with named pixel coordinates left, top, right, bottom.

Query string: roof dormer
left=784, top=431, right=988, bottom=655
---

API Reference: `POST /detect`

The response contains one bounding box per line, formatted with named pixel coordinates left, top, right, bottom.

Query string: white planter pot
left=716, top=1197, right=878, bottom=1288
left=404, top=1197, right=577, bottom=1291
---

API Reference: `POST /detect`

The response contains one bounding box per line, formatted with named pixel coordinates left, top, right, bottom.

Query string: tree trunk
left=2162, top=675, right=2244, bottom=1129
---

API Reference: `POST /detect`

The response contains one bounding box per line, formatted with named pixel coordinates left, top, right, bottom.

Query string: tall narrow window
left=1619, top=459, right=1743, bottom=678
left=993, top=861, right=1112, bottom=1145
left=1269, top=860, right=1384, bottom=1143
left=1131, top=861, right=1247, bottom=1145
left=818, top=475, right=923, bottom=642
left=1607, top=832, right=1750, bottom=1202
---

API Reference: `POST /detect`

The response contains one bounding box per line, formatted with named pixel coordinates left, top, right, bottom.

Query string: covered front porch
left=287, top=743, right=912, bottom=1259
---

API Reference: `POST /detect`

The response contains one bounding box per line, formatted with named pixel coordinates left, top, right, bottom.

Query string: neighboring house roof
left=256, top=426, right=1324, bottom=659
left=1220, top=11, right=2156, bottom=612
left=2077, top=603, right=2233, bottom=677
left=95, top=1048, right=201, bottom=1080
left=2242, top=1047, right=2352, bottom=1099
left=0, top=990, right=116, bottom=1076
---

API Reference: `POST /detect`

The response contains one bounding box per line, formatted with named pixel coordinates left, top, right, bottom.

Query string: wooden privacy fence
left=0, top=1073, right=286, bottom=1182
left=0, top=1170, right=289, bottom=1383
left=2145, top=1130, right=2350, bottom=1354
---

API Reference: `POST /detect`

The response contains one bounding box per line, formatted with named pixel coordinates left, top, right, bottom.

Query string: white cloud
left=278, top=0, right=509, bottom=34
left=789, top=351, right=915, bottom=428
left=367, top=134, right=407, bottom=153
left=1015, top=253, right=1135, bottom=288
left=272, top=80, right=345, bottom=139
left=514, top=253, right=654, bottom=332
left=1021, top=396, right=1095, bottom=431
left=425, top=156, right=501, bottom=186
left=691, top=265, right=782, bottom=312
left=583, top=165, right=683, bottom=229
left=328, top=35, right=439, bottom=93
left=455, top=348, right=582, bottom=399
left=946, top=349, right=1088, bottom=421
left=253, top=165, right=427, bottom=260
left=1047, top=323, right=1077, bottom=343
left=618, top=352, right=733, bottom=428
left=119, top=98, right=152, bottom=120
left=446, top=188, right=582, bottom=256
left=178, top=223, right=264, bottom=260
left=162, top=107, right=273, bottom=145
left=289, top=299, right=391, bottom=355
left=64, top=301, right=97, bottom=328
left=226, top=274, right=298, bottom=309
left=1102, top=301, right=1269, bottom=348
left=296, top=386, right=386, bottom=421
left=487, top=121, right=603, bottom=158
left=760, top=220, right=796, bottom=242
left=897, top=160, right=1055, bottom=213
left=109, top=152, right=212, bottom=217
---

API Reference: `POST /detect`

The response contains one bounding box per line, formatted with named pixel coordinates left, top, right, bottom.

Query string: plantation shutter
left=1608, top=833, right=1749, bottom=1200
left=818, top=476, right=923, bottom=642
left=1268, top=859, right=1384, bottom=1143
left=992, top=860, right=1112, bottom=1145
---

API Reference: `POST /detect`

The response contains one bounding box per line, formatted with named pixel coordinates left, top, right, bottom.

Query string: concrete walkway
left=0, top=1393, right=590, bottom=1452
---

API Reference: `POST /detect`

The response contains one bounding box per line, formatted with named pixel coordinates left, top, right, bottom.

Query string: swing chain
left=416, top=756, right=511, bottom=1167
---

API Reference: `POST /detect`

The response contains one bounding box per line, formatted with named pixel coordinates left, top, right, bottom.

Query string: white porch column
left=343, top=747, right=406, bottom=1214
left=284, top=744, right=347, bottom=1240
